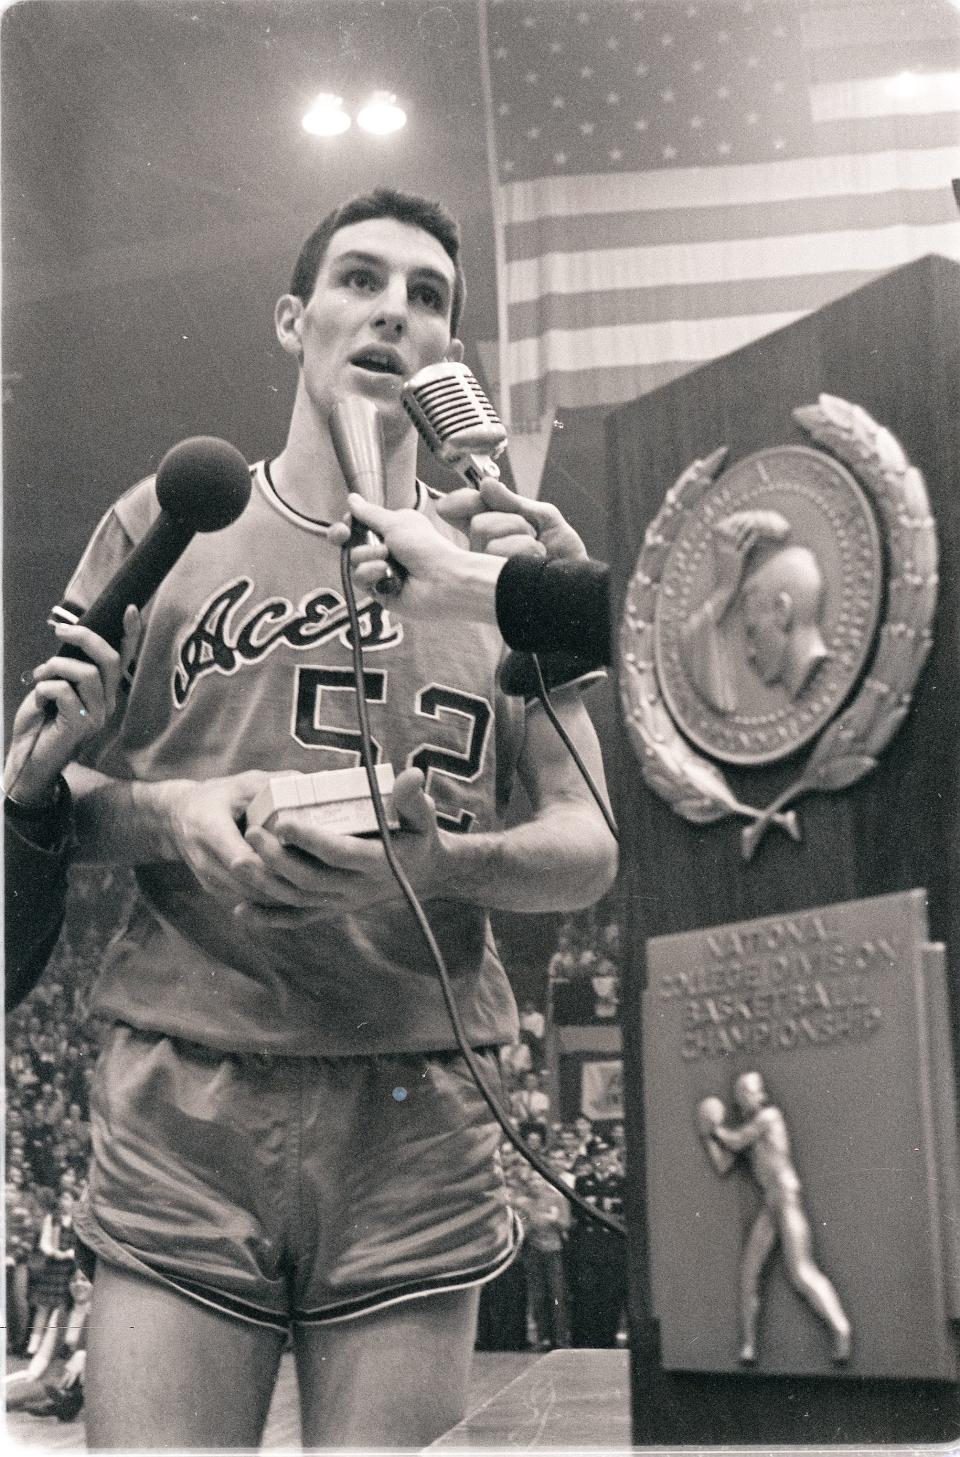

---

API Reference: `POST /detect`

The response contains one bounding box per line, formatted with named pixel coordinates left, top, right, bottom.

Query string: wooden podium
left=605, top=254, right=960, bottom=1446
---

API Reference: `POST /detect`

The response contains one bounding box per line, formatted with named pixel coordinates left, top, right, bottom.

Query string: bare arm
left=713, top=1111, right=769, bottom=1153
left=65, top=764, right=363, bottom=911
left=436, top=692, right=617, bottom=912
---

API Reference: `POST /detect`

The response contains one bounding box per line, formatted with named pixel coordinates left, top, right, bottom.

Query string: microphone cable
left=338, top=543, right=626, bottom=1240
left=527, top=654, right=618, bottom=844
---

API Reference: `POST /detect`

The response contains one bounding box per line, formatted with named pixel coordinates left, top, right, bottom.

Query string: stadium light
left=356, top=91, right=407, bottom=135
left=302, top=94, right=351, bottom=137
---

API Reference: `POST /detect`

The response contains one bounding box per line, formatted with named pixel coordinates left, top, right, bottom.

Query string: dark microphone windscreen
left=154, top=435, right=252, bottom=531
left=59, top=436, right=251, bottom=654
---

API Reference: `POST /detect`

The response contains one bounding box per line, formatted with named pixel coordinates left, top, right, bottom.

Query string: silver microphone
left=329, top=397, right=403, bottom=594
left=401, top=362, right=509, bottom=489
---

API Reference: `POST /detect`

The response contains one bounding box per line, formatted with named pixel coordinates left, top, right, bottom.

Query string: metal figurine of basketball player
left=697, top=1071, right=852, bottom=1366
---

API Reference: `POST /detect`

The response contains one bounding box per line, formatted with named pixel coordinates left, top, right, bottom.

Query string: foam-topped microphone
left=329, top=397, right=403, bottom=595
left=401, top=362, right=509, bottom=489
left=57, top=435, right=251, bottom=658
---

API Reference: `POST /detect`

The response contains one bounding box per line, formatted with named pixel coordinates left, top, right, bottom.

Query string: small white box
left=246, top=764, right=399, bottom=836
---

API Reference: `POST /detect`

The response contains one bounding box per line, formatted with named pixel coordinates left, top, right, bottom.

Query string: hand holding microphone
left=4, top=610, right=142, bottom=808
left=334, top=361, right=588, bottom=622
left=333, top=495, right=504, bottom=625
left=438, top=478, right=589, bottom=563
left=400, top=360, right=586, bottom=561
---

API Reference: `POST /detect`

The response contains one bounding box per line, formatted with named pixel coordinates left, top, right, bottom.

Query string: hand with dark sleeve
left=338, top=480, right=611, bottom=665
left=4, top=609, right=139, bottom=1010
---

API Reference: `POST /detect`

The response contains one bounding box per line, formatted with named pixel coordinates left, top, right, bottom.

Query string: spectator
left=6, top=1162, right=41, bottom=1355
left=590, top=968, right=621, bottom=1020
left=510, top=1071, right=550, bottom=1132
left=517, top=997, right=546, bottom=1064
left=546, top=920, right=577, bottom=984
left=517, top=1122, right=547, bottom=1156
left=26, top=1189, right=77, bottom=1358
left=566, top=1149, right=627, bottom=1348
left=573, top=1115, right=599, bottom=1158
left=499, top=1036, right=534, bottom=1084
left=7, top=1266, right=91, bottom=1422
left=514, top=1167, right=571, bottom=1350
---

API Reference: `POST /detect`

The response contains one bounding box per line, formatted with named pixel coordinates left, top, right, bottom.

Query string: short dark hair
left=289, top=187, right=466, bottom=335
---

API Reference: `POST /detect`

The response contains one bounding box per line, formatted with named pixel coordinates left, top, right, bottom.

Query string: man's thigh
left=293, top=1285, right=480, bottom=1450
left=85, top=1263, right=286, bottom=1450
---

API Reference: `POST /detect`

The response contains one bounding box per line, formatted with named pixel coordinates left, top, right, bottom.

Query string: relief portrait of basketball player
left=681, top=511, right=831, bottom=714
left=697, top=1072, right=852, bottom=1366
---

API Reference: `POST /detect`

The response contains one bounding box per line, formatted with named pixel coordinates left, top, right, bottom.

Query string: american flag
left=480, top=0, right=960, bottom=429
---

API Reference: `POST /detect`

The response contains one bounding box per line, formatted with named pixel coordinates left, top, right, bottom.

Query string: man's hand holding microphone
left=332, top=476, right=589, bottom=627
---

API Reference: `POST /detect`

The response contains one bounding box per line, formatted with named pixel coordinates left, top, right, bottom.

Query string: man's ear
left=446, top=337, right=465, bottom=364
left=275, top=294, right=304, bottom=359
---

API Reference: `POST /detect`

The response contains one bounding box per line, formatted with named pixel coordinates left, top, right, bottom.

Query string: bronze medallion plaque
left=653, top=445, right=882, bottom=765
left=618, top=396, right=938, bottom=856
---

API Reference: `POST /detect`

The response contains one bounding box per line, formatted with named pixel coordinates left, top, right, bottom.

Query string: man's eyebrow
left=331, top=250, right=383, bottom=270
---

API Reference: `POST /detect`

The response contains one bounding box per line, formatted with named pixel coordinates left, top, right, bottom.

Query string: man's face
left=287, top=216, right=460, bottom=440
left=743, top=579, right=788, bottom=686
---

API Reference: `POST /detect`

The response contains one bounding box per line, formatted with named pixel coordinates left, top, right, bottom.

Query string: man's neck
left=271, top=388, right=421, bottom=519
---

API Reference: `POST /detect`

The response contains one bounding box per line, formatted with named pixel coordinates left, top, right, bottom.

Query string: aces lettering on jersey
left=173, top=577, right=495, bottom=833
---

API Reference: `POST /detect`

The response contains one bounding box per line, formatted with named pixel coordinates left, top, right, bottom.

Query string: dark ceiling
left=3, top=0, right=500, bottom=332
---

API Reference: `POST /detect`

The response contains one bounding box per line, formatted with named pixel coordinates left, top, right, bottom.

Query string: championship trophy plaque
left=644, top=890, right=959, bottom=1380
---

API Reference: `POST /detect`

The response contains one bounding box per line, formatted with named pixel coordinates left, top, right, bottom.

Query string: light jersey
left=58, top=460, right=526, bottom=1056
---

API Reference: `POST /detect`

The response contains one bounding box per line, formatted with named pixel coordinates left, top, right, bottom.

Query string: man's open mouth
left=351, top=349, right=404, bottom=376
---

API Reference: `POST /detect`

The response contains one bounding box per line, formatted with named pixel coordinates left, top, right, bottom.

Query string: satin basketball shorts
left=76, top=1023, right=520, bottom=1331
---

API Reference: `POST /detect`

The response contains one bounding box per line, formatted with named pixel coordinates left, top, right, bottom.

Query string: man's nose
left=371, top=277, right=408, bottom=336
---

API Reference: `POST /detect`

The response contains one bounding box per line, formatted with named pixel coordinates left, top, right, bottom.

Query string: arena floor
left=5, top=1349, right=543, bottom=1452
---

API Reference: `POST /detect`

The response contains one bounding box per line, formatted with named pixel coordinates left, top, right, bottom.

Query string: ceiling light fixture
left=356, top=91, right=407, bottom=135
left=302, top=94, right=350, bottom=136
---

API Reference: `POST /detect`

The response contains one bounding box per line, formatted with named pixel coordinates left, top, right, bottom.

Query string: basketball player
left=56, top=188, right=617, bottom=1449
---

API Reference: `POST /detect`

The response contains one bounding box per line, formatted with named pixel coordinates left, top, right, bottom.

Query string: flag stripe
left=499, top=142, right=959, bottom=227
left=504, top=265, right=916, bottom=338
left=505, top=221, right=960, bottom=305
left=806, top=41, right=960, bottom=81
left=508, top=311, right=805, bottom=383
left=511, top=360, right=696, bottom=420
left=809, top=110, right=960, bottom=152
left=801, top=4, right=960, bottom=51
left=812, top=72, right=960, bottom=122
left=503, top=180, right=953, bottom=266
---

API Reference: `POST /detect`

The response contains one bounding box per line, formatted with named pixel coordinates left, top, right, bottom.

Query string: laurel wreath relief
left=618, top=396, right=938, bottom=860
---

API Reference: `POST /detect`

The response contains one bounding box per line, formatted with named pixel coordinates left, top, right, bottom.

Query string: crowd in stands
left=5, top=882, right=626, bottom=1433
left=4, top=869, right=124, bottom=1419
left=480, top=911, right=628, bottom=1352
